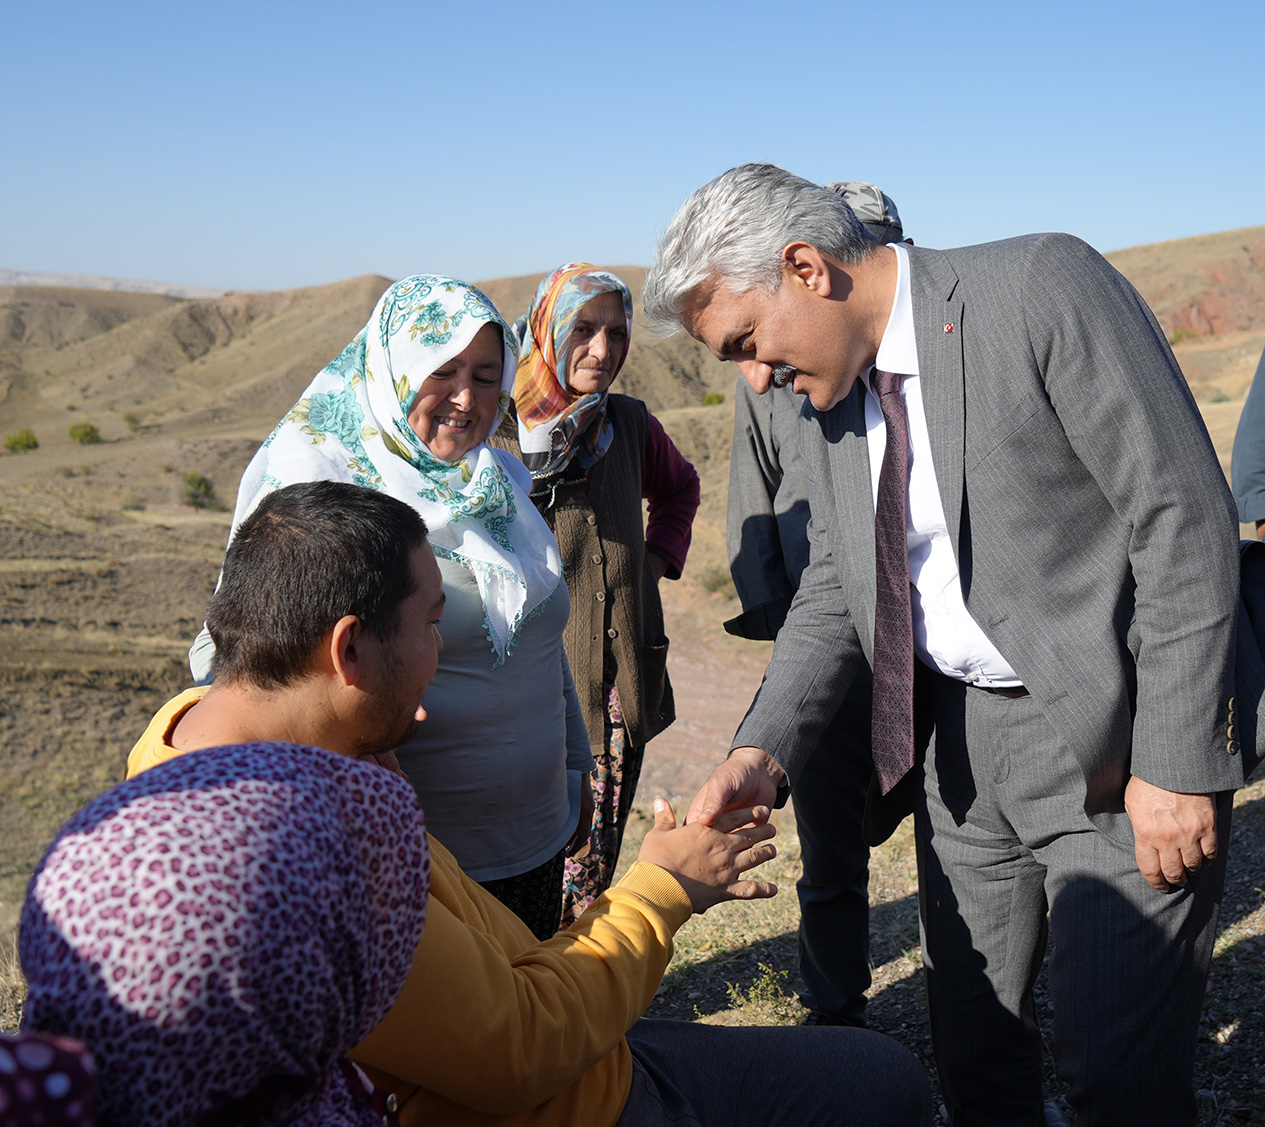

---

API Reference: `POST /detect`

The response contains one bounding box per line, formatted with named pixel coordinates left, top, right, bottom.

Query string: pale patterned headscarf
left=230, top=275, right=562, bottom=665
left=21, top=743, right=430, bottom=1127
left=512, top=263, right=633, bottom=479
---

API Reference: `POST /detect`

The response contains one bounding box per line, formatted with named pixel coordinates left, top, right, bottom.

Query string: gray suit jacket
left=734, top=233, right=1245, bottom=816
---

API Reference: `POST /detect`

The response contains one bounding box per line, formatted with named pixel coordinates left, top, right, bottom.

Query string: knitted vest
left=492, top=395, right=674, bottom=753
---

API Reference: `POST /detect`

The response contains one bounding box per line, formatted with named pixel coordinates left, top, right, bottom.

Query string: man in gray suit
left=725, top=181, right=909, bottom=1029
left=644, top=163, right=1243, bottom=1126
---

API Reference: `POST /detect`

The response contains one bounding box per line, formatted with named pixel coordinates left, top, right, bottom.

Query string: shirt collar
left=868, top=243, right=919, bottom=384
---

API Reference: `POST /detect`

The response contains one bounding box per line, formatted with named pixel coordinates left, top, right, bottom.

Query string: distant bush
left=122, top=412, right=143, bottom=432
left=68, top=422, right=102, bottom=445
left=4, top=427, right=39, bottom=453
left=698, top=565, right=737, bottom=599
left=181, top=471, right=222, bottom=510
left=703, top=392, right=726, bottom=406
left=1208, top=388, right=1231, bottom=404
left=1169, top=328, right=1202, bottom=346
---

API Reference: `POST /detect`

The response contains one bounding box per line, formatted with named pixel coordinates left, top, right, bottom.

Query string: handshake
left=638, top=745, right=785, bottom=914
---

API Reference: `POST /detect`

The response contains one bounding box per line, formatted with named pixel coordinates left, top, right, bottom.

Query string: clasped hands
left=637, top=746, right=786, bottom=914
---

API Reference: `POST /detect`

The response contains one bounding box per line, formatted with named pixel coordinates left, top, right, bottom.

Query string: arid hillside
left=1, top=228, right=1263, bottom=950
left=1107, top=225, right=1265, bottom=402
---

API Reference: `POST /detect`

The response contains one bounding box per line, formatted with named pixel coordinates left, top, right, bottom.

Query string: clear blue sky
left=4, top=0, right=1262, bottom=292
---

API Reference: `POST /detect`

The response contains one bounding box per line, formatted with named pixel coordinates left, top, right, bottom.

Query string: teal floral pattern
left=306, top=389, right=366, bottom=450
left=417, top=465, right=517, bottom=549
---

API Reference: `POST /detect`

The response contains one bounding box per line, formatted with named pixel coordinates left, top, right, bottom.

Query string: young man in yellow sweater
left=129, top=480, right=930, bottom=1127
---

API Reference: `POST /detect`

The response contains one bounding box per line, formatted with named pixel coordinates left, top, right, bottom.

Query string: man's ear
left=328, top=614, right=365, bottom=687
left=781, top=242, right=833, bottom=297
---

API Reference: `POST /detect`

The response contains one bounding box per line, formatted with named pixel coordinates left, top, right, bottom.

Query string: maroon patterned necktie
left=870, top=369, right=915, bottom=793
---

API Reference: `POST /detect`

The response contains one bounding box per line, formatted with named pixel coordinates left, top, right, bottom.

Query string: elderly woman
left=190, top=276, right=592, bottom=939
left=493, top=263, right=700, bottom=924
left=20, top=743, right=430, bottom=1127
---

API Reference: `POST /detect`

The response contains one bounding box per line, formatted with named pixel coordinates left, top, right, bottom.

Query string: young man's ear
left=327, top=615, right=365, bottom=687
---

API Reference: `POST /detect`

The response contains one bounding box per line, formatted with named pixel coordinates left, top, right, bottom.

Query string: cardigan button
left=586, top=515, right=597, bottom=526
left=386, top=1094, right=398, bottom=1113
left=608, top=628, right=618, bottom=638
left=592, top=553, right=603, bottom=564
left=595, top=592, right=606, bottom=602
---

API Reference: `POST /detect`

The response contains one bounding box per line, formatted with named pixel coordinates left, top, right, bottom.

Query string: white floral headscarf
left=230, top=275, right=562, bottom=665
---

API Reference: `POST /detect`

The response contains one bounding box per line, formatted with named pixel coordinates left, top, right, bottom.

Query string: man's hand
left=565, top=772, right=595, bottom=858
left=1124, top=776, right=1218, bottom=892
left=638, top=798, right=778, bottom=913
left=685, top=746, right=784, bottom=826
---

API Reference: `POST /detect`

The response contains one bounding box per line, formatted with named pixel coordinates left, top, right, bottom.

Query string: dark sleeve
left=642, top=412, right=701, bottom=579
left=724, top=379, right=801, bottom=640
left=1232, top=346, right=1265, bottom=524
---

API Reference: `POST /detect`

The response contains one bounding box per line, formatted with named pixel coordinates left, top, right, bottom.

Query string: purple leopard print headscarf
left=19, top=743, right=429, bottom=1127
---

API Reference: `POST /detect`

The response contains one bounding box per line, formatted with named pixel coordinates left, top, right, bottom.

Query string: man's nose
left=737, top=359, right=771, bottom=395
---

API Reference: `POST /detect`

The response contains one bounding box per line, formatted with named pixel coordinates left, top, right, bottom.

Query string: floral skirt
left=560, top=684, right=646, bottom=928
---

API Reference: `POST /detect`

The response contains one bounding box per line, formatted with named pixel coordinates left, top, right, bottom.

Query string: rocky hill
left=1107, top=226, right=1265, bottom=401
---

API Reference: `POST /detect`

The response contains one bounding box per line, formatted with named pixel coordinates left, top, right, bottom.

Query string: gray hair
left=643, top=163, right=876, bottom=335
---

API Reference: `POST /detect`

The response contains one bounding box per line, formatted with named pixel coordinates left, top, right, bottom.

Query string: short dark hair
left=207, top=481, right=429, bottom=689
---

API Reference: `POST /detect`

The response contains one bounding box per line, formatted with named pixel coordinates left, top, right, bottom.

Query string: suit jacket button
left=1227, top=739, right=1238, bottom=756
left=1227, top=724, right=1236, bottom=739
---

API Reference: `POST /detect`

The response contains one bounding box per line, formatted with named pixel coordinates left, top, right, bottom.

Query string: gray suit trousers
left=917, top=674, right=1229, bottom=1127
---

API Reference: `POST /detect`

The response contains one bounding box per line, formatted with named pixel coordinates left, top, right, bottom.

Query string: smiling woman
left=188, top=276, right=594, bottom=940
left=406, top=322, right=504, bottom=462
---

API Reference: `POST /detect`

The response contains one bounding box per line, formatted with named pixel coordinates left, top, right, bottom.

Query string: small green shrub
left=181, top=471, right=222, bottom=510
left=4, top=427, right=39, bottom=453
left=68, top=422, right=102, bottom=445
left=1169, top=328, right=1202, bottom=346
left=698, top=565, right=737, bottom=599
left=1208, top=388, right=1231, bottom=404
left=122, top=411, right=143, bottom=432
left=703, top=392, right=726, bottom=406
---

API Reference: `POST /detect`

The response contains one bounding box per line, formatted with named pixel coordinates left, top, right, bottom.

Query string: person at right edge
left=725, top=180, right=908, bottom=1029
left=1232, top=342, right=1265, bottom=539
left=646, top=163, right=1244, bottom=1127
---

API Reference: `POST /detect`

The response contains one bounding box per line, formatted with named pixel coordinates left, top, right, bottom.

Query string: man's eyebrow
left=716, top=330, right=747, bottom=359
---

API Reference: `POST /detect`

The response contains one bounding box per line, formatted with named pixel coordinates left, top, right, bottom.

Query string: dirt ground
left=2, top=398, right=1264, bottom=1123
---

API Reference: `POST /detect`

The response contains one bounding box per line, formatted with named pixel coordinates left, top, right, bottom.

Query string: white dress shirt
left=860, top=244, right=1022, bottom=688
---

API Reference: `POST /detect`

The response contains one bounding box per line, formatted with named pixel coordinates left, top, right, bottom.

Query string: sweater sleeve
left=642, top=413, right=701, bottom=579
left=350, top=842, right=692, bottom=1117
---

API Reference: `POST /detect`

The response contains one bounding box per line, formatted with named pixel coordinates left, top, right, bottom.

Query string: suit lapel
left=910, top=251, right=966, bottom=564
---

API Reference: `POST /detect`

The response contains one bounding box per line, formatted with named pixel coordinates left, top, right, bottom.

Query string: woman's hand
left=638, top=798, right=777, bottom=913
